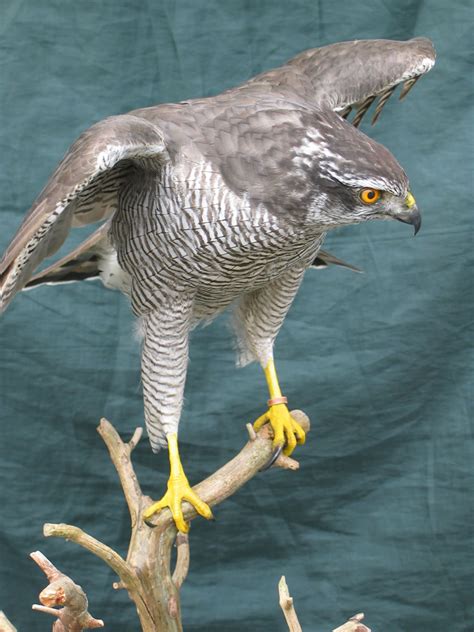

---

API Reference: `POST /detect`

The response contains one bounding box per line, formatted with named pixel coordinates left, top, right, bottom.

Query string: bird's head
left=292, top=110, right=421, bottom=234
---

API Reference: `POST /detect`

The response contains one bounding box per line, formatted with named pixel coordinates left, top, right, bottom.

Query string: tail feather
left=311, top=250, right=362, bottom=273
left=23, top=223, right=109, bottom=289
left=22, top=222, right=131, bottom=293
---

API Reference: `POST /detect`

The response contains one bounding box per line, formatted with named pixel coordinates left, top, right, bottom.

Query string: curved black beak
left=394, top=192, right=422, bottom=235
left=396, top=206, right=422, bottom=235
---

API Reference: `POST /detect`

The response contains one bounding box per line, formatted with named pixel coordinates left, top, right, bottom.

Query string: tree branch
left=42, top=525, right=137, bottom=589
left=97, top=419, right=143, bottom=525
left=0, top=611, right=17, bottom=632
left=172, top=533, right=190, bottom=589
left=30, top=551, right=104, bottom=631
left=146, top=409, right=311, bottom=529
left=278, top=576, right=371, bottom=632
left=333, top=613, right=371, bottom=632
left=278, top=576, right=302, bottom=632
left=43, top=411, right=311, bottom=632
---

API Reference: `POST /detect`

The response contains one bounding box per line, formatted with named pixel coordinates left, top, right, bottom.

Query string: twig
left=32, top=551, right=60, bottom=580
left=273, top=454, right=300, bottom=470
left=97, top=419, right=143, bottom=525
left=32, top=605, right=61, bottom=617
left=42, top=524, right=137, bottom=589
left=0, top=611, right=17, bottom=632
left=30, top=551, right=104, bottom=631
left=278, top=578, right=371, bottom=632
left=246, top=423, right=257, bottom=441
left=278, top=576, right=303, bottom=632
left=172, top=533, right=190, bottom=589
left=333, top=613, right=371, bottom=632
left=128, top=427, right=143, bottom=451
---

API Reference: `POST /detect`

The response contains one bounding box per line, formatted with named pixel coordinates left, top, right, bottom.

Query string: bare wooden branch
left=172, top=533, right=190, bottom=589
left=42, top=525, right=136, bottom=588
left=30, top=551, right=104, bottom=631
left=112, top=580, right=125, bottom=591
left=333, top=613, right=371, bottom=632
left=273, top=454, right=300, bottom=470
left=128, top=427, right=143, bottom=451
left=246, top=423, right=257, bottom=440
left=32, top=604, right=61, bottom=617
left=278, top=576, right=303, bottom=632
left=31, top=551, right=62, bottom=582
left=43, top=411, right=311, bottom=632
left=0, top=611, right=17, bottom=632
left=97, top=419, right=143, bottom=525
left=278, top=577, right=371, bottom=632
left=147, top=409, right=310, bottom=529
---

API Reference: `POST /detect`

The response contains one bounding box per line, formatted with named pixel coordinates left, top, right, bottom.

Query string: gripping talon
left=144, top=433, right=213, bottom=532
left=259, top=444, right=283, bottom=471
left=253, top=402, right=306, bottom=460
left=256, top=359, right=306, bottom=462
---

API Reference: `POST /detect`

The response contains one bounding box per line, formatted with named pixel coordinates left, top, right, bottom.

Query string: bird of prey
left=0, top=38, right=435, bottom=532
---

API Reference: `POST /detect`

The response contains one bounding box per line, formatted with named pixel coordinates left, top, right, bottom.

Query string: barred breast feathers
left=111, top=155, right=325, bottom=319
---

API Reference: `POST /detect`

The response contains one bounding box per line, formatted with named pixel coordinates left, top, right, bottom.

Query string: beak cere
left=394, top=192, right=422, bottom=235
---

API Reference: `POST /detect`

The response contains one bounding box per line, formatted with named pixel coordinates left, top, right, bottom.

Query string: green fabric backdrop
left=0, top=1, right=472, bottom=630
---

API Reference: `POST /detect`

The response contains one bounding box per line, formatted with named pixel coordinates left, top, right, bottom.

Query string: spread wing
left=244, top=37, right=436, bottom=127
left=0, top=115, right=167, bottom=311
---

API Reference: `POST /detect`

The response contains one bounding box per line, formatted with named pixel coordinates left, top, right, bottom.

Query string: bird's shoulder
left=130, top=95, right=323, bottom=224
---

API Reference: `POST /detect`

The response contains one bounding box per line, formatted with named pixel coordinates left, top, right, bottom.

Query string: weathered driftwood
left=30, top=551, right=103, bottom=631
left=44, top=411, right=310, bottom=632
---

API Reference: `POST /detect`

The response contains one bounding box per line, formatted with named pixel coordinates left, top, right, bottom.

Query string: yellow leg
left=143, top=434, right=214, bottom=532
left=253, top=358, right=306, bottom=456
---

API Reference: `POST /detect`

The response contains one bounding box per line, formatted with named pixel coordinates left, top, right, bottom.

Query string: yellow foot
left=254, top=404, right=306, bottom=456
left=143, top=471, right=213, bottom=533
left=143, top=433, right=213, bottom=532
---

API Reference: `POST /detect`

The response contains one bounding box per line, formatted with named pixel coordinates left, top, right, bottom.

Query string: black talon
left=259, top=445, right=283, bottom=471
left=144, top=517, right=158, bottom=528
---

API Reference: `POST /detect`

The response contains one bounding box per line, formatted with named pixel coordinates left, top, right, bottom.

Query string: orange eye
left=359, top=189, right=381, bottom=204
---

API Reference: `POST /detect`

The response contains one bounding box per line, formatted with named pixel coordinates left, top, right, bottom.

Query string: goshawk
left=0, top=38, right=435, bottom=532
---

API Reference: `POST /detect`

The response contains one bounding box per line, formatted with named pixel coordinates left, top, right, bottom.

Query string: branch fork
left=278, top=577, right=371, bottom=632
left=30, top=551, right=103, bottom=631
left=43, top=411, right=310, bottom=631
left=1, top=410, right=371, bottom=632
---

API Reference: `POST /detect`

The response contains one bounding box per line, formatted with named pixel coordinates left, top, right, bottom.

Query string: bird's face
left=359, top=188, right=421, bottom=234
left=294, top=110, right=422, bottom=234
left=312, top=184, right=422, bottom=235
